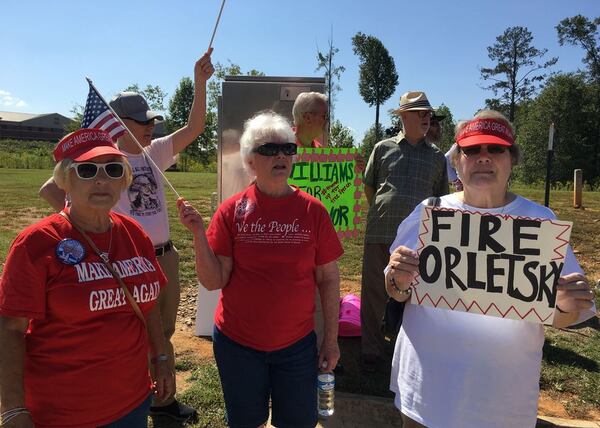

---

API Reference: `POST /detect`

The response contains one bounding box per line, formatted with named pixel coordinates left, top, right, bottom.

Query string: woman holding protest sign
left=0, top=129, right=172, bottom=428
left=385, top=110, right=596, bottom=428
left=177, top=111, right=343, bottom=428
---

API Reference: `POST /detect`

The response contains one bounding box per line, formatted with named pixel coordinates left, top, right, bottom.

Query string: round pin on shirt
left=56, top=238, right=86, bottom=265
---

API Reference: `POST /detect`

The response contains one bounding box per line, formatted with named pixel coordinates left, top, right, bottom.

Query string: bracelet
left=390, top=277, right=412, bottom=295
left=1, top=407, right=30, bottom=424
left=151, top=354, right=169, bottom=364
left=556, top=306, right=568, bottom=314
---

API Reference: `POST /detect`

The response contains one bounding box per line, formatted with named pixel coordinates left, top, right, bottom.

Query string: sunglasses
left=124, top=117, right=155, bottom=126
left=70, top=162, right=125, bottom=179
left=253, top=142, right=297, bottom=156
left=460, top=144, right=508, bottom=157
left=414, top=111, right=432, bottom=119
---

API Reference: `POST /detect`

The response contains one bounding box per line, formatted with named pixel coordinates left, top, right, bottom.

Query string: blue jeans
left=213, top=326, right=318, bottom=428
left=100, top=393, right=152, bottom=428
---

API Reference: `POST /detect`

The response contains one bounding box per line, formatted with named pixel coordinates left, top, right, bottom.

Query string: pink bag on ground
left=338, top=294, right=361, bottom=337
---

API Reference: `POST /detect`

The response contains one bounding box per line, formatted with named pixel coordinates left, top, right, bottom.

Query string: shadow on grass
left=336, top=336, right=394, bottom=398
left=542, top=341, right=599, bottom=372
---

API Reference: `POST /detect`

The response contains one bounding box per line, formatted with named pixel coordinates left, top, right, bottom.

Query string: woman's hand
left=386, top=246, right=419, bottom=302
left=318, top=338, right=340, bottom=373
left=152, top=360, right=175, bottom=403
left=177, top=198, right=205, bottom=235
left=555, top=273, right=595, bottom=314
left=1, top=412, right=34, bottom=428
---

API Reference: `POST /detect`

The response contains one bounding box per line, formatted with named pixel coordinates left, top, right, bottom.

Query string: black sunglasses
left=460, top=144, right=508, bottom=157
left=124, top=117, right=155, bottom=126
left=70, top=162, right=125, bottom=179
left=253, top=142, right=297, bottom=156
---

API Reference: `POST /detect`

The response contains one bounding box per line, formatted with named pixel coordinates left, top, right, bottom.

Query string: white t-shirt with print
left=114, top=136, right=175, bottom=246
left=389, top=193, right=595, bottom=428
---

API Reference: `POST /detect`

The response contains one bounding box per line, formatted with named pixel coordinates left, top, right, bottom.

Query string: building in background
left=0, top=111, right=74, bottom=141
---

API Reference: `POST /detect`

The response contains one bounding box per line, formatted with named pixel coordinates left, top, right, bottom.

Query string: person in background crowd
left=38, top=50, right=214, bottom=422
left=178, top=111, right=343, bottom=428
left=361, top=91, right=448, bottom=372
left=0, top=129, right=172, bottom=428
left=386, top=109, right=596, bottom=428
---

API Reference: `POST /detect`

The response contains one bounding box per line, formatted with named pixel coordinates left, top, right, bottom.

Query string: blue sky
left=1, top=0, right=598, bottom=142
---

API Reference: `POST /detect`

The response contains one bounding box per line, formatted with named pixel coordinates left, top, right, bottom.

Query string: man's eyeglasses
left=460, top=144, right=508, bottom=157
left=70, top=162, right=125, bottom=179
left=124, top=117, right=155, bottom=126
left=253, top=142, right=297, bottom=157
left=413, top=111, right=432, bottom=119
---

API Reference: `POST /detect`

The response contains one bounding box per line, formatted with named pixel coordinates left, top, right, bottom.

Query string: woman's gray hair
left=240, top=111, right=296, bottom=175
left=451, top=109, right=521, bottom=168
left=292, top=92, right=328, bottom=126
left=53, top=156, right=133, bottom=191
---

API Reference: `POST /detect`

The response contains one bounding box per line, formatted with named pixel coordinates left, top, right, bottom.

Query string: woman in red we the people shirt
left=0, top=129, right=173, bottom=428
left=178, top=111, right=343, bottom=428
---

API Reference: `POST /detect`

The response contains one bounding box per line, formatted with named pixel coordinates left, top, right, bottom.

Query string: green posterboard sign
left=289, top=148, right=363, bottom=238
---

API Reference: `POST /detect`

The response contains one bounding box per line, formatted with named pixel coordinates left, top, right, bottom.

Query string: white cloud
left=0, top=89, right=27, bottom=108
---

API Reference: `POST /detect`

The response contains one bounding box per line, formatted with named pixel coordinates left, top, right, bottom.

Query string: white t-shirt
left=389, top=193, right=595, bottom=428
left=445, top=143, right=459, bottom=182
left=113, top=136, right=175, bottom=246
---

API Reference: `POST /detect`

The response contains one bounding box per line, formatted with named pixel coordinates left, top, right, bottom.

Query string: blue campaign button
left=56, top=238, right=86, bottom=265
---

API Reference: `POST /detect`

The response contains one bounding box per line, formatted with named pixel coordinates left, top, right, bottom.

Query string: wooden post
left=573, top=169, right=583, bottom=208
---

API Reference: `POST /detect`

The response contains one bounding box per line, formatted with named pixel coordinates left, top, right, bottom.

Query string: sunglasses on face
left=460, top=144, right=508, bottom=157
left=70, top=162, right=125, bottom=179
left=253, top=142, right=297, bottom=157
left=124, top=117, right=154, bottom=126
left=414, top=111, right=432, bottom=119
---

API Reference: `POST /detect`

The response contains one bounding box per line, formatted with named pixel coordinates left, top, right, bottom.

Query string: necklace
left=99, top=222, right=114, bottom=263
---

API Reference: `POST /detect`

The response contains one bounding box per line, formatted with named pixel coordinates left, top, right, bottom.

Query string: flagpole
left=85, top=77, right=181, bottom=199
left=208, top=0, right=226, bottom=50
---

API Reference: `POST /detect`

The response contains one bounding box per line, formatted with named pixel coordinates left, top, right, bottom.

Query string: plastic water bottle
left=317, top=372, right=335, bottom=417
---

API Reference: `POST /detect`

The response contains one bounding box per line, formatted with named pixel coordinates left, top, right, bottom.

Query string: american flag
left=81, top=82, right=126, bottom=141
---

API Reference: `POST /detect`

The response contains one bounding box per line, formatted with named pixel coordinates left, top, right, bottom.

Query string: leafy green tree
left=514, top=73, right=600, bottom=184
left=65, top=104, right=84, bottom=132
left=556, top=15, right=600, bottom=82
left=329, top=119, right=354, bottom=148
left=352, top=32, right=398, bottom=142
left=435, top=104, right=456, bottom=154
left=122, top=84, right=167, bottom=111
left=166, top=77, right=213, bottom=169
left=360, top=123, right=384, bottom=161
left=480, top=26, right=557, bottom=122
left=316, top=29, right=346, bottom=128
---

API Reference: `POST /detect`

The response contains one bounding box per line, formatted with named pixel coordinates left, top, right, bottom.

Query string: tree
left=316, top=29, right=346, bottom=130
left=514, top=73, right=600, bottom=185
left=360, top=123, right=384, bottom=161
left=168, top=62, right=265, bottom=170
left=435, top=104, right=456, bottom=154
left=65, top=104, right=84, bottom=132
left=329, top=119, right=354, bottom=148
left=166, top=77, right=209, bottom=170
left=556, top=15, right=600, bottom=82
left=352, top=32, right=398, bottom=142
left=480, top=26, right=557, bottom=122
left=122, top=84, right=167, bottom=111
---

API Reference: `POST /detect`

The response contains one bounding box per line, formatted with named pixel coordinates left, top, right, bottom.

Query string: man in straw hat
left=39, top=50, right=214, bottom=422
left=360, top=91, right=448, bottom=372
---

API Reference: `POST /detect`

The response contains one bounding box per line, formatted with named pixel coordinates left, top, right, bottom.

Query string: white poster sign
left=414, top=207, right=573, bottom=324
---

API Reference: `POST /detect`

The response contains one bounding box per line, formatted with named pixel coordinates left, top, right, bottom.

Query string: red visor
left=53, top=128, right=126, bottom=162
left=456, top=118, right=514, bottom=148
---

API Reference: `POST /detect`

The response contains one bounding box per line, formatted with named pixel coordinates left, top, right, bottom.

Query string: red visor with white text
left=456, top=118, right=514, bottom=148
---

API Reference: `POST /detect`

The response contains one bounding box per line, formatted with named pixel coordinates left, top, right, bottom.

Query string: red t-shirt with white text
left=208, top=184, right=343, bottom=351
left=0, top=212, right=166, bottom=428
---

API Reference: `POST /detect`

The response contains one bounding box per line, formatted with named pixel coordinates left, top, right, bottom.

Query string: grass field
left=0, top=169, right=599, bottom=426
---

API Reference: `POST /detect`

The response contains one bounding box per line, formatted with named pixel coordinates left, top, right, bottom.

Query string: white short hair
left=292, top=92, right=328, bottom=126
left=239, top=111, right=296, bottom=175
